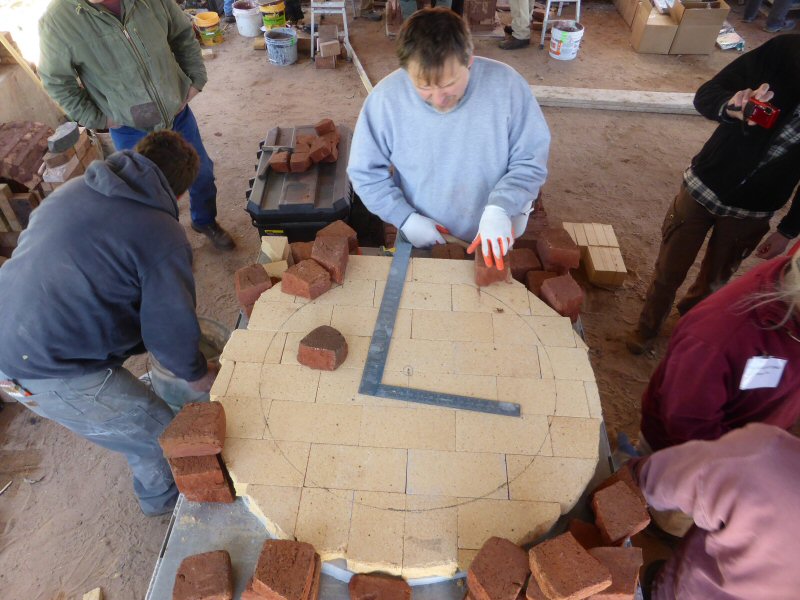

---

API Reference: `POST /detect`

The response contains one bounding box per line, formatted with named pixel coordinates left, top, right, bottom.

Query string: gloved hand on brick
left=468, top=205, right=513, bottom=270
left=400, top=212, right=446, bottom=248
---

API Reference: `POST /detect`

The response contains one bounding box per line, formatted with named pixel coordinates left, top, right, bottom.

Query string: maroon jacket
left=641, top=254, right=800, bottom=451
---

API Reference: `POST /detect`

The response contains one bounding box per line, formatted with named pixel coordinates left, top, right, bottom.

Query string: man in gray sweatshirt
left=347, top=8, right=550, bottom=270
left=0, top=131, right=216, bottom=516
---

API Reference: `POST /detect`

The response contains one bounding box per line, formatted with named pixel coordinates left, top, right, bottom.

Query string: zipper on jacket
left=120, top=26, right=171, bottom=127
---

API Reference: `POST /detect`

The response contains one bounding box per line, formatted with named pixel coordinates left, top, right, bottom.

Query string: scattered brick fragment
left=317, top=220, right=358, bottom=252
left=297, top=325, right=348, bottom=371
left=281, top=259, right=332, bottom=299
left=468, top=537, right=530, bottom=600
left=253, top=540, right=317, bottom=600
left=290, top=152, right=313, bottom=173
left=526, top=271, right=558, bottom=297
left=540, top=273, right=584, bottom=322
left=290, top=241, right=314, bottom=264
left=241, top=578, right=263, bottom=600
left=525, top=575, right=547, bottom=600
left=268, top=151, right=291, bottom=173
left=311, top=235, right=349, bottom=284
left=587, top=547, right=643, bottom=600
left=529, top=532, right=612, bottom=600
left=159, top=402, right=226, bottom=458
left=508, top=248, right=542, bottom=283
left=474, top=250, right=511, bottom=287
left=567, top=519, right=604, bottom=551
left=349, top=573, right=411, bottom=600
left=173, top=550, right=233, bottom=600
left=593, top=467, right=646, bottom=504
left=431, top=243, right=467, bottom=260
left=168, top=454, right=235, bottom=503
left=314, top=119, right=336, bottom=136
left=591, top=481, right=651, bottom=546
left=536, top=228, right=580, bottom=272
left=235, top=264, right=272, bottom=310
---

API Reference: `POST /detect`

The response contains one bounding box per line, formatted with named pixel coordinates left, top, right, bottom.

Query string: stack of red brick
left=267, top=119, right=341, bottom=175
left=0, top=121, right=50, bottom=193
left=159, top=402, right=235, bottom=504
left=467, top=469, right=650, bottom=600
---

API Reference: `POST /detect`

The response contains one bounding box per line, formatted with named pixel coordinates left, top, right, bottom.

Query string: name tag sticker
left=740, top=357, right=787, bottom=390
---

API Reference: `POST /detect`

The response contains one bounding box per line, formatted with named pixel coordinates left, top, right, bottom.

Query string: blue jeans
left=224, top=0, right=234, bottom=16
left=7, top=367, right=178, bottom=516
left=110, top=106, right=218, bottom=226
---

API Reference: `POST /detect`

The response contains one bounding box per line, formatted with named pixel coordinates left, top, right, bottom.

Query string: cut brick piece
left=290, top=152, right=312, bottom=173
left=468, top=537, right=530, bottom=600
left=567, top=519, right=603, bottom=550
left=587, top=547, right=643, bottom=600
left=508, top=248, right=542, bottom=283
left=235, top=264, right=272, bottom=309
left=540, top=274, right=584, bottom=322
left=431, top=243, right=467, bottom=260
left=525, top=576, right=547, bottom=600
left=529, top=532, right=611, bottom=600
left=281, top=259, right=332, bottom=300
left=474, top=250, right=511, bottom=287
left=297, top=325, right=348, bottom=371
left=591, top=481, right=650, bottom=546
left=317, top=220, right=358, bottom=252
left=253, top=540, right=316, bottom=600
left=296, top=134, right=317, bottom=147
left=268, top=151, right=291, bottom=173
left=348, top=573, right=411, bottom=600
left=290, top=241, right=314, bottom=264
left=322, top=140, right=339, bottom=163
left=169, top=454, right=235, bottom=504
left=593, top=467, right=645, bottom=504
left=536, top=228, right=580, bottom=272
left=308, top=553, right=322, bottom=600
left=526, top=271, right=558, bottom=297
left=311, top=235, right=349, bottom=284
left=159, top=402, right=226, bottom=458
left=314, top=118, right=336, bottom=136
left=241, top=578, right=263, bottom=600
left=172, top=550, right=233, bottom=600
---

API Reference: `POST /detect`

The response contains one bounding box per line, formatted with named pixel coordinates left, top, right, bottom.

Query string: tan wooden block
left=408, top=372, right=497, bottom=401
left=397, top=281, right=452, bottom=311
left=295, top=487, right=354, bottom=560
left=227, top=362, right=262, bottom=397
left=305, top=444, right=407, bottom=492
left=266, top=400, right=362, bottom=445
left=585, top=381, right=603, bottom=418
left=83, top=588, right=102, bottom=600
left=222, top=438, right=309, bottom=487
left=411, top=257, right=474, bottom=285
left=507, top=455, right=598, bottom=510
left=264, top=260, right=289, bottom=279
left=260, top=363, right=320, bottom=402
left=347, top=491, right=406, bottom=575
left=406, top=449, right=507, bottom=499
left=529, top=316, right=577, bottom=348
left=359, top=405, right=456, bottom=450
left=452, top=342, right=540, bottom=378
left=245, top=484, right=302, bottom=539
left=221, top=329, right=276, bottom=363
left=583, top=221, right=600, bottom=246
left=492, top=313, right=542, bottom=347
left=412, top=310, right=493, bottom=342
left=451, top=283, right=531, bottom=315
left=345, top=255, right=392, bottom=280
left=457, top=498, right=560, bottom=549
left=573, top=223, right=589, bottom=248
left=555, top=379, right=591, bottom=417
left=248, top=301, right=302, bottom=331
left=545, top=347, right=595, bottom=381
left=457, top=548, right=479, bottom=572
left=591, top=223, right=610, bottom=247
left=550, top=416, right=601, bottom=459
left=315, top=279, right=376, bottom=307
left=602, top=224, right=619, bottom=248
left=529, top=291, right=560, bottom=317
left=538, top=346, right=555, bottom=379
left=561, top=222, right=577, bottom=244
left=209, top=359, right=234, bottom=398
left=261, top=235, right=290, bottom=262
left=456, top=412, right=549, bottom=455
left=215, top=396, right=267, bottom=439
left=403, top=495, right=459, bottom=579
left=330, top=305, right=412, bottom=338
left=497, top=377, right=556, bottom=415
left=385, top=338, right=455, bottom=374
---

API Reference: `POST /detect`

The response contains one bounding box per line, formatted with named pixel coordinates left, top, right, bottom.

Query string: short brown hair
left=396, top=8, right=473, bottom=84
left=134, top=130, right=199, bottom=197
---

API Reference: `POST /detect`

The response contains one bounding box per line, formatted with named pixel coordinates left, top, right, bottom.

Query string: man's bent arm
left=164, top=0, right=208, bottom=91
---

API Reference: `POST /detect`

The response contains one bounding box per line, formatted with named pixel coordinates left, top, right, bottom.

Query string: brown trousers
left=638, top=185, right=771, bottom=336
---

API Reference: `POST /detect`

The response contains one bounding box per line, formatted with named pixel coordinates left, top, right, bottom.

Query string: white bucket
left=233, top=1, right=262, bottom=37
left=549, top=20, right=584, bottom=61
left=265, top=27, right=298, bottom=66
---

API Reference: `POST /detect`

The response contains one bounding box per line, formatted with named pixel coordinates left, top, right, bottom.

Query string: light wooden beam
left=530, top=86, right=698, bottom=115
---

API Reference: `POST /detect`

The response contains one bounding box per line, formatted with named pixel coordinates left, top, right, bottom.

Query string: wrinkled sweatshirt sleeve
left=38, top=17, right=107, bottom=129
left=347, top=94, right=416, bottom=229
left=487, top=80, right=550, bottom=216
left=140, top=243, right=207, bottom=381
left=164, top=0, right=208, bottom=91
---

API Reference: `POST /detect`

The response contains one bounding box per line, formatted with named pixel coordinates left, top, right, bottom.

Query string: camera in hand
left=743, top=99, right=781, bottom=129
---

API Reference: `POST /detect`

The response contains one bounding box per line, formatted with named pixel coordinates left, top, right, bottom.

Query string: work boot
left=224, top=13, right=235, bottom=23
left=499, top=36, right=530, bottom=50
left=764, top=19, right=796, bottom=32
left=360, top=10, right=382, bottom=21
left=625, top=328, right=656, bottom=355
left=191, top=221, right=236, bottom=251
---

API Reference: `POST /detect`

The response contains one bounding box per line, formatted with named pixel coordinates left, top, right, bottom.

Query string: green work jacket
left=38, top=0, right=208, bottom=131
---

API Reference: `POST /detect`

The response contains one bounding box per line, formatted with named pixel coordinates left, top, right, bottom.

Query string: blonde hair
left=744, top=248, right=800, bottom=328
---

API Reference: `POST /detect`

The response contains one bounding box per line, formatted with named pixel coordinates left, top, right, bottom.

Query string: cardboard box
left=614, top=0, right=639, bottom=27
left=669, top=0, right=730, bottom=54
left=630, top=0, right=678, bottom=54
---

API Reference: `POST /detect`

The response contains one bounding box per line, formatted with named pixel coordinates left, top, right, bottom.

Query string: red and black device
left=743, top=99, right=781, bottom=129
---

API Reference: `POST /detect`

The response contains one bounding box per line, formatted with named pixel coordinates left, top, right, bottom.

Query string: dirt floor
left=0, top=2, right=790, bottom=597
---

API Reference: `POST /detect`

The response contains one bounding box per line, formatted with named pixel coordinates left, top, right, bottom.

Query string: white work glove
left=400, top=212, right=446, bottom=248
left=467, top=205, right=513, bottom=270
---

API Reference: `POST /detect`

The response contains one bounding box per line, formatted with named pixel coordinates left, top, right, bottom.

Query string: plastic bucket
left=260, top=0, right=286, bottom=30
left=148, top=317, right=231, bottom=412
left=265, top=27, right=297, bottom=66
left=549, top=20, right=584, bottom=60
left=233, top=1, right=262, bottom=37
left=195, top=11, right=224, bottom=46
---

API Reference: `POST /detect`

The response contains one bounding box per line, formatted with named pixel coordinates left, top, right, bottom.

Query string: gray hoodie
left=0, top=151, right=206, bottom=381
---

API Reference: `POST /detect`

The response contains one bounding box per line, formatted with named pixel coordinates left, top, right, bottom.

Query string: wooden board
left=0, top=36, right=64, bottom=128
left=530, top=86, right=697, bottom=115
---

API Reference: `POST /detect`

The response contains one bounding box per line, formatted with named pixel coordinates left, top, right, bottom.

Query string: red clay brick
left=514, top=213, right=551, bottom=252
left=567, top=519, right=604, bottom=551
left=593, top=467, right=646, bottom=504
left=290, top=241, right=314, bottom=264
left=296, top=134, right=317, bottom=147
left=587, top=547, right=643, bottom=600
left=536, top=228, right=580, bottom=272
left=540, top=273, right=584, bottom=322
left=308, top=553, right=322, bottom=600
left=311, top=236, right=349, bottom=284
left=349, top=573, right=411, bottom=600
left=591, top=481, right=650, bottom=546
left=173, top=550, right=233, bottom=600
left=281, top=259, right=332, bottom=300
left=268, top=151, right=291, bottom=173
left=314, top=118, right=336, bottom=136
left=253, top=540, right=316, bottom=600
left=509, top=248, right=542, bottom=283
left=525, top=575, right=547, bottom=600
left=159, top=402, right=226, bottom=458
left=468, top=537, right=530, bottom=600
left=526, top=271, right=558, bottom=297
left=320, top=130, right=341, bottom=146
left=474, top=250, right=511, bottom=287
left=169, top=454, right=235, bottom=504
left=235, top=264, right=272, bottom=309
left=297, top=325, right=348, bottom=371
left=241, top=578, right=263, bottom=600
left=529, top=532, right=611, bottom=600
left=290, top=152, right=312, bottom=173
left=431, top=243, right=467, bottom=260
left=317, top=220, right=358, bottom=252
left=322, top=140, right=339, bottom=163
left=309, top=138, right=331, bottom=163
